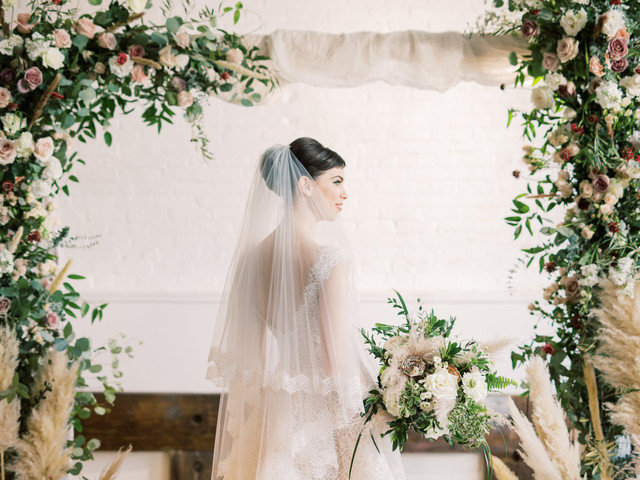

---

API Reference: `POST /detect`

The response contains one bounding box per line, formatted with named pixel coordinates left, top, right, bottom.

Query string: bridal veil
left=205, top=144, right=377, bottom=479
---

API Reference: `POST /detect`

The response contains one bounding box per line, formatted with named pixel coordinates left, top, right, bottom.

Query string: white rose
left=31, top=179, right=52, bottom=198
left=424, top=366, right=458, bottom=401
left=42, top=158, right=63, bottom=180
left=33, top=137, right=54, bottom=162
left=531, top=86, right=555, bottom=110
left=0, top=35, right=22, bottom=55
left=15, top=132, right=34, bottom=158
left=383, top=383, right=404, bottom=417
left=2, top=113, right=25, bottom=135
left=560, top=9, right=587, bottom=36
left=41, top=47, right=65, bottom=70
left=461, top=371, right=488, bottom=404
left=127, top=0, right=147, bottom=13
left=563, top=107, right=577, bottom=120
left=580, top=180, right=593, bottom=198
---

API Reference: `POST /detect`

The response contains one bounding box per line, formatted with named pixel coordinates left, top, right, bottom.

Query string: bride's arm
left=318, top=260, right=358, bottom=380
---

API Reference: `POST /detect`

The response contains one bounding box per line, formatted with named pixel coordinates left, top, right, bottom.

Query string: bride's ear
left=297, top=176, right=314, bottom=196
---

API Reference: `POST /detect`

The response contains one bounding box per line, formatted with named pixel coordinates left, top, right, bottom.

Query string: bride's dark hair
left=289, top=137, right=345, bottom=179
left=260, top=138, right=345, bottom=195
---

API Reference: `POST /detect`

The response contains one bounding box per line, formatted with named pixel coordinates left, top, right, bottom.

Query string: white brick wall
left=13, top=0, right=554, bottom=477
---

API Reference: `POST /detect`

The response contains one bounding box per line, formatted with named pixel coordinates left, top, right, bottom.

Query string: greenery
left=486, top=0, right=640, bottom=476
left=0, top=0, right=275, bottom=476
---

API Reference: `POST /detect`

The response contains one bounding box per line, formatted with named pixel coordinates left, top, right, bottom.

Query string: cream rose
left=579, top=180, right=593, bottom=198
left=131, top=65, right=149, bottom=83
left=542, top=52, right=560, bottom=72
left=175, top=29, right=191, bottom=49
left=41, top=47, right=65, bottom=70
left=53, top=29, right=72, bottom=48
left=424, top=367, right=458, bottom=401
left=531, top=86, right=555, bottom=110
left=604, top=192, right=618, bottom=206
left=33, top=137, right=54, bottom=162
left=158, top=45, right=177, bottom=68
left=177, top=90, right=193, bottom=108
left=15, top=132, right=34, bottom=157
left=127, top=0, right=147, bottom=13
left=175, top=54, right=189, bottom=69
left=226, top=47, right=244, bottom=65
left=581, top=225, right=594, bottom=239
left=31, top=179, right=52, bottom=198
left=557, top=36, right=580, bottom=63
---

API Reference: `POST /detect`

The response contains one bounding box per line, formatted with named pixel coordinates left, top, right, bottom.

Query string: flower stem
left=584, top=359, right=613, bottom=480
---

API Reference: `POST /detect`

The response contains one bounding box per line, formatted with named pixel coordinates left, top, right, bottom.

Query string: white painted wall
left=14, top=0, right=553, bottom=477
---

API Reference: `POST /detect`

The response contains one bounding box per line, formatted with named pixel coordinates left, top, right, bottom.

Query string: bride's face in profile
left=314, top=167, right=348, bottom=220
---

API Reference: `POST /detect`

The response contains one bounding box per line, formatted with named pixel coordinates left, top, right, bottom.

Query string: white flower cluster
left=24, top=32, right=65, bottom=70
left=560, top=9, right=587, bottom=36
left=579, top=264, right=601, bottom=288
left=0, top=35, right=24, bottom=56
left=595, top=81, right=624, bottom=111
left=609, top=257, right=635, bottom=297
left=0, top=248, right=14, bottom=274
left=602, top=9, right=626, bottom=39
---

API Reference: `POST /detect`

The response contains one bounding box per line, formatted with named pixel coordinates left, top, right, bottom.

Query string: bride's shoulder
left=313, top=245, right=350, bottom=280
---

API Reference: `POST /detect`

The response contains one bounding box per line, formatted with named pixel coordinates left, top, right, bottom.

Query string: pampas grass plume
left=0, top=325, right=21, bottom=479
left=526, top=356, right=582, bottom=479
left=13, top=349, right=79, bottom=480
left=99, top=445, right=133, bottom=480
left=508, top=397, right=562, bottom=480
left=491, top=455, right=520, bottom=480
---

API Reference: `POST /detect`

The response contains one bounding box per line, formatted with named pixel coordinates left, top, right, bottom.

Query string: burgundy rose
left=571, top=314, right=582, bottom=330
left=563, top=275, right=581, bottom=303
left=27, top=230, right=41, bottom=243
left=0, top=296, right=11, bottom=315
left=521, top=19, right=540, bottom=39
left=542, top=343, right=555, bottom=355
left=1, top=180, right=13, bottom=192
left=609, top=37, right=628, bottom=60
left=117, top=53, right=128, bottom=65
left=0, top=68, right=15, bottom=85
left=578, top=198, right=590, bottom=211
left=608, top=222, right=619, bottom=233
left=128, top=44, right=145, bottom=58
left=592, top=174, right=610, bottom=192
left=611, top=57, right=629, bottom=73
left=170, top=76, right=186, bottom=91
left=558, top=82, right=576, bottom=98
left=8, top=102, right=17, bottom=111
left=220, top=71, right=230, bottom=81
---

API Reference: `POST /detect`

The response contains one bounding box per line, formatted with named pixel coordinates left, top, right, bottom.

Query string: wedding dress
left=205, top=145, right=405, bottom=480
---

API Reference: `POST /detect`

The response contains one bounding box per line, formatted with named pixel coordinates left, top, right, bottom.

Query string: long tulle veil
left=205, top=145, right=373, bottom=479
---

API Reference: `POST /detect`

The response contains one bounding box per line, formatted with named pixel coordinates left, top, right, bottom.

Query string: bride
left=205, top=138, right=405, bottom=479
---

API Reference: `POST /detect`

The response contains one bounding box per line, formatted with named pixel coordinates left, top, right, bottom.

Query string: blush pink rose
left=0, top=139, right=17, bottom=165
left=0, top=87, right=11, bottom=108
left=16, top=13, right=37, bottom=34
left=33, top=137, right=55, bottom=162
left=611, top=57, right=629, bottom=73
left=98, top=32, right=117, bottom=50
left=45, top=311, right=60, bottom=329
left=23, top=66, right=43, bottom=90
left=542, top=52, right=560, bottom=72
left=53, top=29, right=72, bottom=48
left=609, top=37, right=628, bottom=60
left=557, top=36, right=580, bottom=63
left=74, top=18, right=96, bottom=39
left=521, top=19, right=540, bottom=39
left=177, top=90, right=193, bottom=108
left=131, top=64, right=149, bottom=83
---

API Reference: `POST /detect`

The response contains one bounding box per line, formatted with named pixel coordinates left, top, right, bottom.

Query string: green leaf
left=94, top=405, right=106, bottom=415
left=76, top=337, right=91, bottom=352
left=87, top=438, right=101, bottom=451
left=151, top=32, right=168, bottom=47
left=234, top=9, right=240, bottom=24
left=508, top=51, right=518, bottom=66
left=104, top=131, right=112, bottom=147
left=54, top=338, right=69, bottom=351
left=72, top=35, right=89, bottom=51
left=512, top=199, right=530, bottom=213
left=88, top=0, right=102, bottom=5
left=166, top=16, right=181, bottom=34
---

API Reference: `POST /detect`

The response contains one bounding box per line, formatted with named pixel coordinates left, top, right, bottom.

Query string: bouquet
left=356, top=291, right=514, bottom=466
